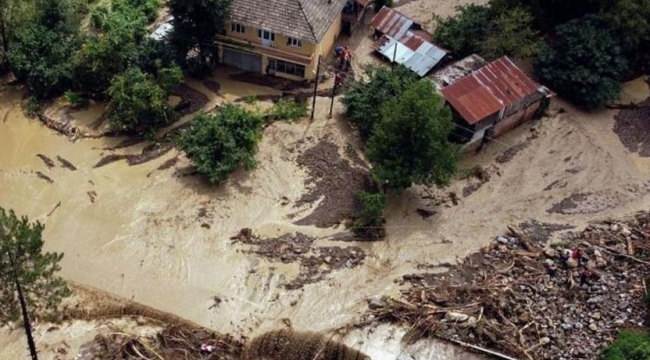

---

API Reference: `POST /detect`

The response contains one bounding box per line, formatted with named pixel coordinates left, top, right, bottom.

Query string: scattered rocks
left=368, top=212, right=650, bottom=360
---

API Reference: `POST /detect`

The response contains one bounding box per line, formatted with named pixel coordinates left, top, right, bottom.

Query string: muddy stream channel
left=1, top=76, right=650, bottom=360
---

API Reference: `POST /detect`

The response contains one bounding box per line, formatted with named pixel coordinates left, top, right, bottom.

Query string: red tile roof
left=440, top=57, right=541, bottom=125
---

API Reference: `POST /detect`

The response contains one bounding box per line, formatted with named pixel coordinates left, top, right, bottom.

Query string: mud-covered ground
left=2, top=0, right=650, bottom=357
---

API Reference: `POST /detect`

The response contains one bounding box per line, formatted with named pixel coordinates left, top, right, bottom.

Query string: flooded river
left=1, top=76, right=650, bottom=360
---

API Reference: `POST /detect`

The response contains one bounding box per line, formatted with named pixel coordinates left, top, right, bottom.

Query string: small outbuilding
left=439, top=56, right=553, bottom=146
left=370, top=6, right=448, bottom=77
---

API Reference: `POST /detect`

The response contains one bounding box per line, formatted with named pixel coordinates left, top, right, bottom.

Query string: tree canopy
left=342, top=65, right=417, bottom=140
left=106, top=65, right=182, bottom=133
left=481, top=7, right=540, bottom=59
left=177, top=105, right=264, bottom=183
left=7, top=24, right=81, bottom=100
left=367, top=81, right=459, bottom=192
left=433, top=4, right=492, bottom=59
left=169, top=0, right=232, bottom=74
left=534, top=15, right=628, bottom=109
left=0, top=207, right=70, bottom=326
left=434, top=4, right=539, bottom=60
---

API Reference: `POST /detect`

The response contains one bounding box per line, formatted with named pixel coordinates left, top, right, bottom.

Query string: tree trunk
left=8, top=253, right=39, bottom=360
left=15, top=278, right=38, bottom=360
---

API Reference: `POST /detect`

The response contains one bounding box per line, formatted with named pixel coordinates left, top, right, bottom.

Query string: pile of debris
left=367, top=213, right=650, bottom=360
left=80, top=325, right=243, bottom=360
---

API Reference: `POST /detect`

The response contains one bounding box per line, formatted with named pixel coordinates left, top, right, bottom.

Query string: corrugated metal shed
left=440, top=57, right=543, bottom=125
left=371, top=7, right=447, bottom=77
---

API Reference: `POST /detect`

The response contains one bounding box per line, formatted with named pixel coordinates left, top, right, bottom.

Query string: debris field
left=366, top=213, right=650, bottom=360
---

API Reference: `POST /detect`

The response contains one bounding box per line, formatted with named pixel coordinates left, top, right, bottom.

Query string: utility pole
left=310, top=55, right=322, bottom=120
left=8, top=251, right=38, bottom=360
left=328, top=74, right=340, bottom=119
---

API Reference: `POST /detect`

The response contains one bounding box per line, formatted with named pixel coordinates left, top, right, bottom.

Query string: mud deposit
left=94, top=143, right=174, bottom=168
left=495, top=136, right=533, bottom=164
left=173, top=83, right=210, bottom=117
left=232, top=230, right=365, bottom=290
left=202, top=79, right=221, bottom=94
left=294, top=141, right=370, bottom=228
left=613, top=99, right=650, bottom=156
left=518, top=220, right=574, bottom=243
left=547, top=191, right=626, bottom=215
left=246, top=329, right=370, bottom=360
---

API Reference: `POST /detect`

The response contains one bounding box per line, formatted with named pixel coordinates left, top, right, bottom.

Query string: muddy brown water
left=2, top=68, right=650, bottom=360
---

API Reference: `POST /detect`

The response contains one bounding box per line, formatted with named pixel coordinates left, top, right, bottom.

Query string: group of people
left=545, top=247, right=596, bottom=287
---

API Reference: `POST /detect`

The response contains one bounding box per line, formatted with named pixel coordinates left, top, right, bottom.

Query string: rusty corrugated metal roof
left=440, top=57, right=541, bottom=125
left=371, top=7, right=447, bottom=77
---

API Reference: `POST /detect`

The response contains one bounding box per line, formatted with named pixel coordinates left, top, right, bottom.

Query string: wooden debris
left=366, top=213, right=650, bottom=359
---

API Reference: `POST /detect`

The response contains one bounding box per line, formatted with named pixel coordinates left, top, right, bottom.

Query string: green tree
left=0, top=0, right=36, bottom=59
left=602, top=330, right=650, bottom=360
left=352, top=191, right=386, bottom=240
left=0, top=207, right=71, bottom=360
left=169, top=0, right=232, bottom=73
left=106, top=65, right=182, bottom=133
left=481, top=7, right=540, bottom=59
left=72, top=13, right=147, bottom=98
left=342, top=65, right=417, bottom=140
left=433, top=4, right=492, bottom=58
left=534, top=15, right=628, bottom=109
left=367, top=81, right=458, bottom=192
left=177, top=105, right=264, bottom=183
left=7, top=24, right=80, bottom=100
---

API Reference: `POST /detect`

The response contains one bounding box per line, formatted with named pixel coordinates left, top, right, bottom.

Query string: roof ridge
left=296, top=0, right=318, bottom=42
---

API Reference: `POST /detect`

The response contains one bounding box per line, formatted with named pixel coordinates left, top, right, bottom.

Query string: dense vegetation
left=0, top=0, right=238, bottom=134
left=177, top=105, right=264, bottom=183
left=342, top=65, right=417, bottom=140
left=0, top=207, right=70, bottom=360
left=602, top=330, right=650, bottom=360
left=367, top=81, right=458, bottom=191
left=534, top=16, right=629, bottom=109
left=169, top=0, right=232, bottom=76
left=434, top=0, right=650, bottom=109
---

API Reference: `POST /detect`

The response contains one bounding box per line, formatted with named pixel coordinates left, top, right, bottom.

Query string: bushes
left=602, top=330, right=650, bottom=360
left=106, top=65, right=182, bottom=133
left=351, top=191, right=386, bottom=239
left=267, top=98, right=308, bottom=122
left=64, top=91, right=89, bottom=108
left=177, top=105, right=264, bottom=183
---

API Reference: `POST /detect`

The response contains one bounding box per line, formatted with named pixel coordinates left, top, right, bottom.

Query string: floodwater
left=2, top=71, right=650, bottom=360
